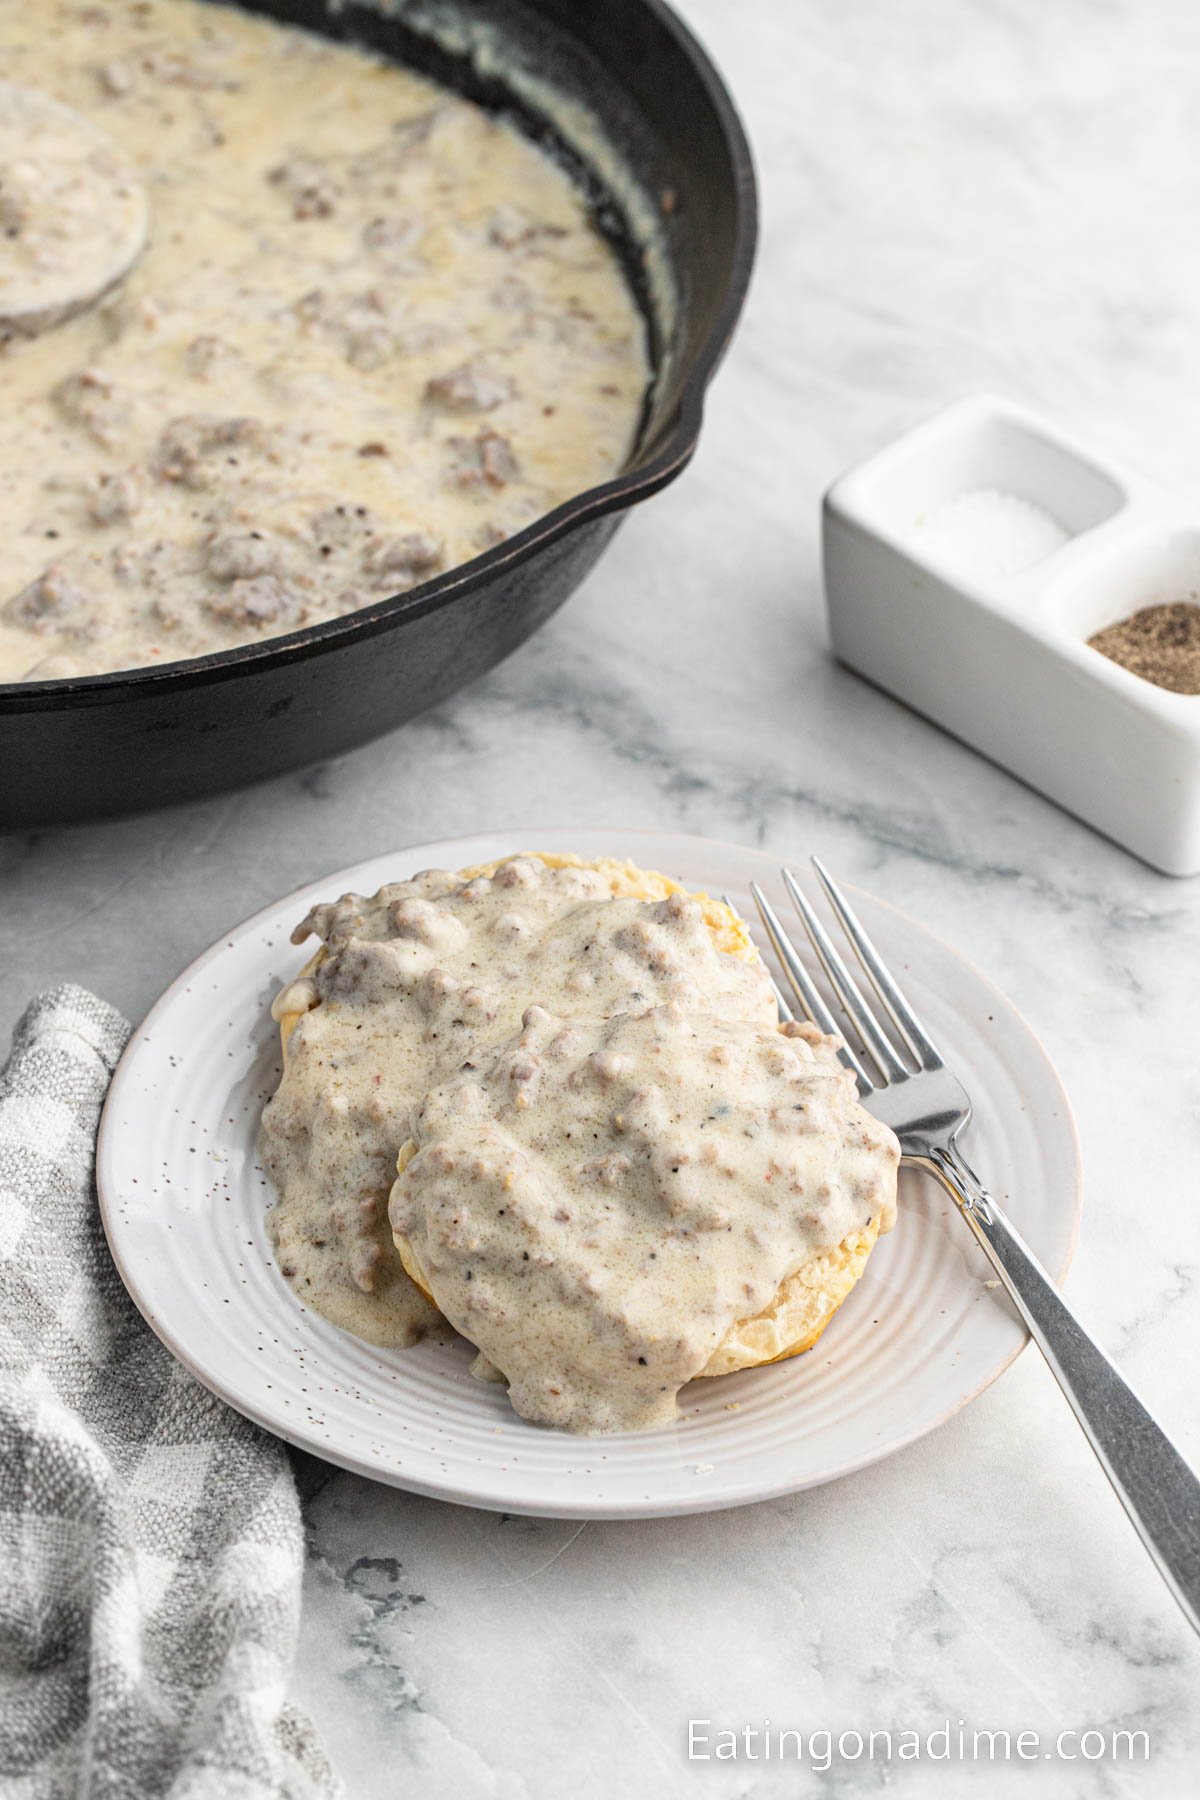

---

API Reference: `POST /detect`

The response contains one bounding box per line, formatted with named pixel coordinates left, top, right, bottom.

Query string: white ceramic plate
left=97, top=828, right=1082, bottom=1519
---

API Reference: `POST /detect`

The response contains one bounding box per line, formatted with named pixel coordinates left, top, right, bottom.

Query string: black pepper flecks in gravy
left=259, top=858, right=778, bottom=1348
left=391, top=1004, right=900, bottom=1433
left=0, top=0, right=647, bottom=680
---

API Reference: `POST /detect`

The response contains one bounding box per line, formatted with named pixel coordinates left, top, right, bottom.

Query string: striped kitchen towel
left=0, top=985, right=339, bottom=1800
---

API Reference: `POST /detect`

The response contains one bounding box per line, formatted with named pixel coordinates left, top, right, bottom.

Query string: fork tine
left=749, top=883, right=838, bottom=1036
left=749, top=882, right=873, bottom=1093
left=724, top=894, right=794, bottom=1023
left=782, top=869, right=910, bottom=1085
left=811, top=857, right=944, bottom=1070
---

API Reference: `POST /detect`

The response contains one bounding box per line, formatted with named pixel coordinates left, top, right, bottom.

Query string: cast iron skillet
left=0, top=0, right=756, bottom=825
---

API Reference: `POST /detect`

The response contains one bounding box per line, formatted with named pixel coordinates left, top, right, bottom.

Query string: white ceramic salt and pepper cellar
left=822, top=394, right=1200, bottom=876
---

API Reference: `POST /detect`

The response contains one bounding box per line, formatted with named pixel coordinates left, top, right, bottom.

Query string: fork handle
left=920, top=1139, right=1200, bottom=1637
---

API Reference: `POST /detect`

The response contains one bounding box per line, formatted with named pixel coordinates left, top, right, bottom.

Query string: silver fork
left=747, top=859, right=1200, bottom=1638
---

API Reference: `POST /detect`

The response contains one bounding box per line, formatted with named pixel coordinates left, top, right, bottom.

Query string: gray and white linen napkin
left=0, top=985, right=339, bottom=1800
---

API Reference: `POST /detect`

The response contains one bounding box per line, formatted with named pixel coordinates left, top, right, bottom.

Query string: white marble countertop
left=4, top=0, right=1200, bottom=1792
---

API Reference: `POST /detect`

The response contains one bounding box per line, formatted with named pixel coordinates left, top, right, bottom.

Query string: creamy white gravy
left=259, top=858, right=777, bottom=1347
left=391, top=1004, right=900, bottom=1433
left=0, top=0, right=647, bottom=680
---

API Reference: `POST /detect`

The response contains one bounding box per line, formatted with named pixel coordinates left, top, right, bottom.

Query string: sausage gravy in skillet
left=0, top=0, right=648, bottom=680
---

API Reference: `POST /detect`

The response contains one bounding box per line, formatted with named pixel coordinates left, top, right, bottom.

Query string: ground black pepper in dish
left=1088, top=601, right=1200, bottom=694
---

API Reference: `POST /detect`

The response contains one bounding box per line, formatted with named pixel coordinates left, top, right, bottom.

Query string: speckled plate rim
left=97, top=827, right=1083, bottom=1518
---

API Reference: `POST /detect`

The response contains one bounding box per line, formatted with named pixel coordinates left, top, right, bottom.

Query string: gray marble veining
left=3, top=0, right=1199, bottom=1792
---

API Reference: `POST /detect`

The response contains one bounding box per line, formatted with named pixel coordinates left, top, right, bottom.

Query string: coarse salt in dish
left=916, top=488, right=1069, bottom=577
